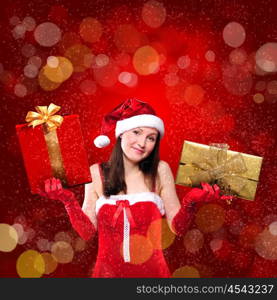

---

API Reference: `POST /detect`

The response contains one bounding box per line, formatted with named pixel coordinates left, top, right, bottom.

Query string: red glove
left=172, top=182, right=221, bottom=236
left=38, top=178, right=96, bottom=241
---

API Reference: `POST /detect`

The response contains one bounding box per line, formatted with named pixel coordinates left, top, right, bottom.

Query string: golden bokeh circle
left=16, top=250, right=45, bottom=278
left=65, top=44, right=92, bottom=72
left=38, top=67, right=61, bottom=91
left=41, top=252, right=58, bottom=275
left=120, top=234, right=153, bottom=265
left=195, top=204, right=225, bottom=233
left=172, top=265, right=200, bottom=278
left=147, top=218, right=175, bottom=250
left=0, top=223, right=18, bottom=252
left=132, top=45, right=160, bottom=75
left=43, top=56, right=73, bottom=83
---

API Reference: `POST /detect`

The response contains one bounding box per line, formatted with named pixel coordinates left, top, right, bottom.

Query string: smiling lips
left=132, top=147, right=144, bottom=154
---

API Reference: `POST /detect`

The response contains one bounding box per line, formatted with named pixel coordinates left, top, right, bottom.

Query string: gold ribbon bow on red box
left=25, top=103, right=63, bottom=131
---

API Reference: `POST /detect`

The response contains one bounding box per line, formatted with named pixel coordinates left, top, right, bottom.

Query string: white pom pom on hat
left=93, top=135, right=110, bottom=148
left=93, top=98, right=165, bottom=148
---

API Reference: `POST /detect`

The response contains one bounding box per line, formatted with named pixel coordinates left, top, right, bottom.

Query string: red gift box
left=16, top=104, right=92, bottom=194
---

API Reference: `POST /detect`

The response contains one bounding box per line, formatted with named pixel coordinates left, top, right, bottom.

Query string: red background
left=0, top=0, right=276, bottom=277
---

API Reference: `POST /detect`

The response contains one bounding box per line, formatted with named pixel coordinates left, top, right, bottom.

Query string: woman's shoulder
left=158, top=160, right=171, bottom=173
left=90, top=163, right=101, bottom=178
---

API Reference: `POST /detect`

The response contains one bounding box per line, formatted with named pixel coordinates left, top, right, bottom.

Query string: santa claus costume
left=49, top=99, right=206, bottom=277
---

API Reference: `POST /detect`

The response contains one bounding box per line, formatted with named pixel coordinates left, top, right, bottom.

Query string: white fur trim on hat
left=115, top=114, right=165, bottom=138
left=94, top=135, right=110, bottom=148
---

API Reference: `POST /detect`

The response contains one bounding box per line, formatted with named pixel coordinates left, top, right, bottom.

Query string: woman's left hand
left=200, top=182, right=221, bottom=202
left=182, top=182, right=221, bottom=205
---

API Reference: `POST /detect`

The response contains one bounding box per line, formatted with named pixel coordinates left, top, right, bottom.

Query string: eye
left=148, top=136, right=156, bottom=142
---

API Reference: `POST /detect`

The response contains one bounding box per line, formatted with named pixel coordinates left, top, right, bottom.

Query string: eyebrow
left=137, top=127, right=158, bottom=136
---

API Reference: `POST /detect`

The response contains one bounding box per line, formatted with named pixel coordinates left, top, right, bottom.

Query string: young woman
left=40, top=98, right=221, bottom=277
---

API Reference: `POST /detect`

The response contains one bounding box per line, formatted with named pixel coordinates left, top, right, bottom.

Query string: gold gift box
left=175, top=140, right=263, bottom=201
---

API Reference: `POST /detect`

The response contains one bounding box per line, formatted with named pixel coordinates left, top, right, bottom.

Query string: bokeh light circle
left=79, top=17, right=103, bottom=43
left=43, top=56, right=73, bottom=83
left=239, top=224, right=262, bottom=249
left=80, top=79, right=97, bottom=95
left=253, top=93, right=264, bottom=104
left=164, top=73, right=179, bottom=86
left=223, top=21, right=246, bottom=48
left=54, top=231, right=72, bottom=244
left=93, top=59, right=120, bottom=87
left=183, top=229, right=204, bottom=253
left=21, top=43, right=36, bottom=58
left=12, top=24, right=26, bottom=39
left=28, top=56, right=42, bottom=68
left=147, top=218, right=175, bottom=250
left=210, top=238, right=223, bottom=252
left=177, top=55, right=191, bottom=69
left=51, top=241, right=74, bottom=263
left=38, top=67, right=61, bottom=91
left=229, top=48, right=247, bottom=65
left=74, top=237, right=87, bottom=252
left=65, top=44, right=91, bottom=72
left=95, top=54, right=109, bottom=67
left=47, top=56, right=59, bottom=68
left=267, top=80, right=277, bottom=94
left=24, top=64, right=38, bottom=78
left=114, top=24, right=145, bottom=53
left=172, top=266, right=200, bottom=278
left=9, top=16, right=21, bottom=26
left=269, top=222, right=277, bottom=236
left=121, top=234, right=153, bottom=264
left=255, top=80, right=266, bottom=91
left=34, top=22, right=62, bottom=47
left=195, top=204, right=225, bottom=233
left=255, top=229, right=277, bottom=260
left=14, top=83, right=27, bottom=97
left=183, top=84, right=205, bottom=106
left=37, top=238, right=51, bottom=252
left=22, top=16, right=36, bottom=31
left=12, top=223, right=24, bottom=240
left=41, top=252, right=58, bottom=275
left=255, top=43, right=277, bottom=72
left=205, top=50, right=215, bottom=62
left=16, top=250, right=45, bottom=278
left=0, top=223, right=18, bottom=252
left=118, top=71, right=132, bottom=84
left=133, top=45, right=160, bottom=75
left=142, top=0, right=166, bottom=29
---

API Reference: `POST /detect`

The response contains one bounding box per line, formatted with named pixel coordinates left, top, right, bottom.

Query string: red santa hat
left=94, top=98, right=165, bottom=148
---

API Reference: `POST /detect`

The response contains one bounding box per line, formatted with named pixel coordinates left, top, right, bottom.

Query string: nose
left=137, top=136, right=146, bottom=148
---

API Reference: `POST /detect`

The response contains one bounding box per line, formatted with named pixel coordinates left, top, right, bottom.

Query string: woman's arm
left=41, top=164, right=100, bottom=241
left=157, top=160, right=182, bottom=233
left=82, top=164, right=101, bottom=230
left=158, top=160, right=219, bottom=236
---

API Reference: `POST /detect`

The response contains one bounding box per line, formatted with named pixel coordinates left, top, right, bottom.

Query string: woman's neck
left=123, top=155, right=140, bottom=176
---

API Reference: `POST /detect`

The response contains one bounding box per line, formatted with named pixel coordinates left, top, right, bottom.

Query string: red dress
left=91, top=166, right=171, bottom=278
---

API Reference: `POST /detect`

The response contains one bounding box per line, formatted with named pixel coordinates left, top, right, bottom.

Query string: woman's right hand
left=38, top=178, right=75, bottom=204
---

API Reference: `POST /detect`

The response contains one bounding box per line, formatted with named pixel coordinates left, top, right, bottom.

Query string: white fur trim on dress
left=115, top=114, right=164, bottom=138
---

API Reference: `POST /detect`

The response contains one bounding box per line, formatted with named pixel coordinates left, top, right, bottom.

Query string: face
left=120, top=127, right=159, bottom=163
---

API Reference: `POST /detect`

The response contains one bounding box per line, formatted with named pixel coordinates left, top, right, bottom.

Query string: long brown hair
left=100, top=133, right=161, bottom=197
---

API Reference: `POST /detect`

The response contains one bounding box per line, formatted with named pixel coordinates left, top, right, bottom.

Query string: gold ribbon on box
left=25, top=103, right=67, bottom=184
left=25, top=103, right=64, bottom=131
left=188, top=143, right=248, bottom=203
